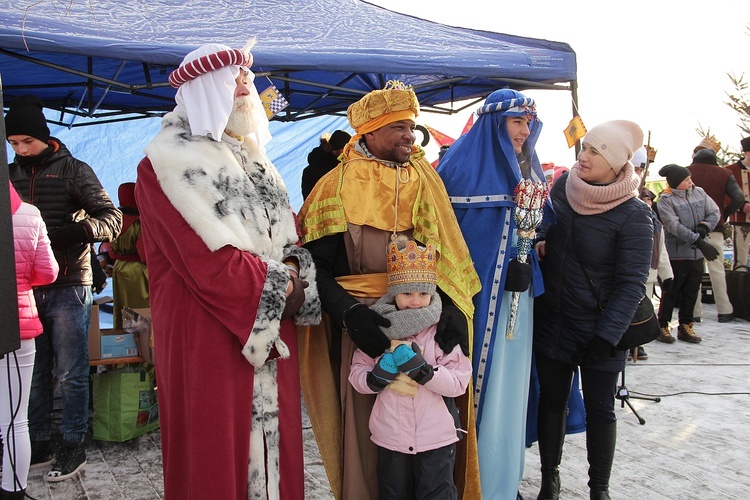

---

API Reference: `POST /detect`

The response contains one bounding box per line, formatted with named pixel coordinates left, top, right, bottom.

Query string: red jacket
left=726, top=160, right=750, bottom=224
left=688, top=161, right=745, bottom=231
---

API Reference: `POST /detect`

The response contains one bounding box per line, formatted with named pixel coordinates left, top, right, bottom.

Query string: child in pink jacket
left=2, top=181, right=58, bottom=498
left=349, top=237, right=471, bottom=499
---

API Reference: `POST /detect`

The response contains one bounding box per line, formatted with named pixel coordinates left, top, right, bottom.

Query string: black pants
left=376, top=443, right=457, bottom=500
left=535, top=353, right=619, bottom=426
left=658, top=258, right=704, bottom=326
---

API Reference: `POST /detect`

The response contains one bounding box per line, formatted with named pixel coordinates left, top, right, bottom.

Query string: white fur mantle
left=145, top=110, right=298, bottom=260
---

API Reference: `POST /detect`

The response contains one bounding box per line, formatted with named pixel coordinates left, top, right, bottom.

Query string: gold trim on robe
left=298, top=142, right=482, bottom=500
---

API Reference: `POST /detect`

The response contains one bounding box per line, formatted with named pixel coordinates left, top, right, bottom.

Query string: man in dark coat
left=687, top=149, right=745, bottom=322
left=6, top=95, right=122, bottom=482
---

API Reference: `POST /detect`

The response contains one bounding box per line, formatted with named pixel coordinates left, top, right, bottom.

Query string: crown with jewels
left=347, top=80, right=420, bottom=132
left=386, top=238, right=437, bottom=291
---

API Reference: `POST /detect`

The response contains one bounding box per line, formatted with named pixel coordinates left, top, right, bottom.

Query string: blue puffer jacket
left=534, top=174, right=653, bottom=372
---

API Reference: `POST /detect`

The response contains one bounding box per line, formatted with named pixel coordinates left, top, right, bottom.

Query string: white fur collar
left=144, top=111, right=298, bottom=260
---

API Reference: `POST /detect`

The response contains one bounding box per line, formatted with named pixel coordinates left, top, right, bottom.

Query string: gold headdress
left=386, top=237, right=437, bottom=294
left=347, top=80, right=420, bottom=136
left=694, top=135, right=721, bottom=153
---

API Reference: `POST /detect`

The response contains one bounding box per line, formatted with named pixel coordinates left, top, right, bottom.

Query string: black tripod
left=616, top=363, right=660, bottom=425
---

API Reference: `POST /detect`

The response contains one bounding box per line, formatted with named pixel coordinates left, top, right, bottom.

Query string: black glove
left=281, top=277, right=309, bottom=320
left=343, top=303, right=390, bottom=358
left=695, top=224, right=709, bottom=240
left=504, top=258, right=532, bottom=292
left=583, top=336, right=614, bottom=366
left=392, top=342, right=434, bottom=384
left=366, top=352, right=398, bottom=392
left=695, top=240, right=720, bottom=261
left=49, top=224, right=88, bottom=251
left=436, top=305, right=469, bottom=356
left=660, top=278, right=673, bottom=294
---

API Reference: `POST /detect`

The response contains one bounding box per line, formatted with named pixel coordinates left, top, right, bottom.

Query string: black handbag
left=616, top=297, right=660, bottom=350
left=572, top=217, right=661, bottom=351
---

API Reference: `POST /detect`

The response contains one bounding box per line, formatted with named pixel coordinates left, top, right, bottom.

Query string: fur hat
left=741, top=136, right=750, bottom=152
left=631, top=146, right=648, bottom=169
left=582, top=120, right=644, bottom=173
left=4, top=95, right=50, bottom=143
left=347, top=80, right=419, bottom=135
left=659, top=164, right=691, bottom=189
left=386, top=236, right=437, bottom=295
left=328, top=130, right=351, bottom=150
left=693, top=135, right=721, bottom=154
left=692, top=148, right=719, bottom=166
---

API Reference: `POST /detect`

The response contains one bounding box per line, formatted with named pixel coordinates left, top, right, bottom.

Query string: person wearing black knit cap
left=656, top=164, right=720, bottom=344
left=6, top=94, right=122, bottom=484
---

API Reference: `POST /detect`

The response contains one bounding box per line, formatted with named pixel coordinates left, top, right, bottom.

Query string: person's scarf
left=566, top=161, right=639, bottom=215
left=370, top=293, right=442, bottom=340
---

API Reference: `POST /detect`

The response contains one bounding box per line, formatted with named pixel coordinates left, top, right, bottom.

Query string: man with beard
left=298, top=81, right=481, bottom=500
left=134, top=42, right=320, bottom=499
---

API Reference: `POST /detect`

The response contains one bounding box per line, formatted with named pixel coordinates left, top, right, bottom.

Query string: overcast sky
left=370, top=0, right=749, bottom=175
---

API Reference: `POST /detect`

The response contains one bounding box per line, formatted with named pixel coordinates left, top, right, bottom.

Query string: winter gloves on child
left=366, top=352, right=399, bottom=392
left=367, top=342, right=434, bottom=393
left=392, top=343, right=434, bottom=384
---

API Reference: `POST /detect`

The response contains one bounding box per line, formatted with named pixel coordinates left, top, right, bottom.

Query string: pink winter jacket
left=10, top=182, right=59, bottom=339
left=349, top=324, right=472, bottom=454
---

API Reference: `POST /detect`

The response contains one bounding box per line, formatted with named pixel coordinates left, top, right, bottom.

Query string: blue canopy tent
left=0, top=0, right=577, bottom=125
left=0, top=0, right=577, bottom=354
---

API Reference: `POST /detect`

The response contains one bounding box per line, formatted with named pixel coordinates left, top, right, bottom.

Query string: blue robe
left=438, top=89, right=584, bottom=499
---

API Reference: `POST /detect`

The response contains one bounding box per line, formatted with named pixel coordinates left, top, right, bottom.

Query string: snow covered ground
left=19, top=299, right=749, bottom=499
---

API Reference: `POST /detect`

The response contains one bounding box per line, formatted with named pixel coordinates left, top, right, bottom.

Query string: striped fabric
left=168, top=48, right=252, bottom=88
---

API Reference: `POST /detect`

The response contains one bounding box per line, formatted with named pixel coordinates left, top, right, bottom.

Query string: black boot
left=0, top=488, right=26, bottom=499
left=536, top=411, right=567, bottom=500
left=586, top=421, right=617, bottom=500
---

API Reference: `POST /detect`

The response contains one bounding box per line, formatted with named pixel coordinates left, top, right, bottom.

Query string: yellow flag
left=645, top=144, right=657, bottom=163
left=259, top=85, right=289, bottom=119
left=564, top=116, right=587, bottom=148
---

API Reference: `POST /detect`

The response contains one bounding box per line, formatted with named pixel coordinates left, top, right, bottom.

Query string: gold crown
left=386, top=239, right=437, bottom=288
left=347, top=80, right=420, bottom=131
left=696, top=135, right=721, bottom=153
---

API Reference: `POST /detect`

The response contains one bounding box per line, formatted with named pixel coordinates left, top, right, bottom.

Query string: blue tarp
left=0, top=0, right=576, bottom=123
left=6, top=112, right=351, bottom=212
left=2, top=0, right=577, bottom=210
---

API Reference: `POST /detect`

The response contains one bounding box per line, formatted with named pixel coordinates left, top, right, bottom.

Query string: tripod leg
left=621, top=397, right=646, bottom=425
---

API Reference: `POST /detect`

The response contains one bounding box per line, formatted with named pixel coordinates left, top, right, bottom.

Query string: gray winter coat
left=657, top=186, right=720, bottom=260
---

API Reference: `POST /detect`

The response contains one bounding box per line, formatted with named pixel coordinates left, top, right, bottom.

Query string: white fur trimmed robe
left=136, top=110, right=319, bottom=499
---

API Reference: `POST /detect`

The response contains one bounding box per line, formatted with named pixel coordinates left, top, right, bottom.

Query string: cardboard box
left=123, top=307, right=154, bottom=364
left=100, top=331, right=139, bottom=358
left=88, top=296, right=114, bottom=362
